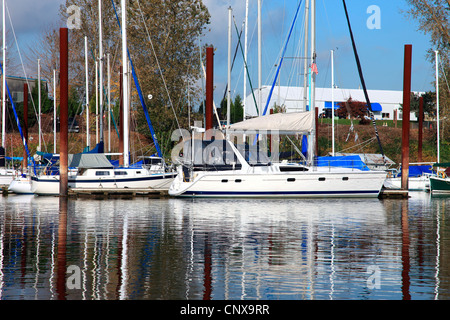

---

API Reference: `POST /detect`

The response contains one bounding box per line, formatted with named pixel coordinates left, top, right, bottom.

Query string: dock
left=68, top=188, right=169, bottom=199
left=378, top=188, right=409, bottom=199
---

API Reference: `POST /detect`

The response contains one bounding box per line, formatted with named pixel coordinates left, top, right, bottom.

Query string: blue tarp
left=399, top=165, right=433, bottom=177
left=317, top=155, right=370, bottom=171
left=324, top=101, right=382, bottom=112
left=369, top=103, right=382, bottom=112
left=324, top=101, right=340, bottom=110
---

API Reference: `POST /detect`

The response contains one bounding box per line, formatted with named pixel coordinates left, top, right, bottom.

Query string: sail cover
left=228, top=112, right=313, bottom=134
left=68, top=153, right=113, bottom=169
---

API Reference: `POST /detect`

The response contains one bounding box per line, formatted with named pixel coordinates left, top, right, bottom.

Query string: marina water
left=0, top=192, right=448, bottom=300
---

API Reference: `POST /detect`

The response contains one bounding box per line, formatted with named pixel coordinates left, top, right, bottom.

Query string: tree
left=336, top=98, right=371, bottom=125
left=26, top=0, right=210, bottom=157
left=404, top=0, right=450, bottom=139
left=406, top=91, right=436, bottom=118
left=220, top=94, right=244, bottom=124
left=403, top=0, right=450, bottom=67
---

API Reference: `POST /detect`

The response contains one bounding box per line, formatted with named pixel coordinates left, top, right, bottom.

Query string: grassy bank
left=4, top=119, right=446, bottom=167
left=317, top=120, right=445, bottom=164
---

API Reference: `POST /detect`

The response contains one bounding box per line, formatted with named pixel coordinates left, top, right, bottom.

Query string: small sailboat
left=8, top=174, right=33, bottom=194
left=31, top=153, right=175, bottom=196
left=428, top=163, right=450, bottom=194
left=31, top=0, right=176, bottom=195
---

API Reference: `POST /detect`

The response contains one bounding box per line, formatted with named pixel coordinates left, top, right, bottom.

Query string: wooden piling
left=59, top=28, right=69, bottom=197
left=418, top=96, right=423, bottom=163
left=401, top=44, right=412, bottom=191
left=23, top=83, right=28, bottom=170
left=205, top=46, right=214, bottom=137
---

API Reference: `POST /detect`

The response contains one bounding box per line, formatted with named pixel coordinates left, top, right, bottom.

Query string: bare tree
left=25, top=0, right=210, bottom=156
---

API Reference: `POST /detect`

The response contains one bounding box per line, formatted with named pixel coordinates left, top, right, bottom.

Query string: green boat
left=430, top=163, right=450, bottom=193
left=430, top=176, right=450, bottom=193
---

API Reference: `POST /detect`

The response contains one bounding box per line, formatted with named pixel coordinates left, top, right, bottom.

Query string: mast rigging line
left=342, top=0, right=385, bottom=164
left=134, top=0, right=183, bottom=134
left=111, top=0, right=163, bottom=157
left=221, top=18, right=242, bottom=108
left=233, top=16, right=260, bottom=117
left=5, top=2, right=48, bottom=152
left=261, top=0, right=303, bottom=117
left=0, top=63, right=37, bottom=175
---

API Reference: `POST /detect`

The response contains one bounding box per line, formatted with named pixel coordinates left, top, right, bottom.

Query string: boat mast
left=95, top=60, right=98, bottom=143
left=53, top=69, right=57, bottom=153
left=122, top=0, right=129, bottom=167
left=243, top=0, right=249, bottom=120
left=331, top=49, right=335, bottom=156
left=108, top=53, right=111, bottom=153
left=258, top=0, right=262, bottom=116
left=309, top=0, right=316, bottom=165
left=227, top=7, right=232, bottom=127
left=85, top=36, right=90, bottom=149
left=435, top=50, right=440, bottom=164
left=98, top=0, right=104, bottom=143
left=38, top=59, right=41, bottom=151
left=302, top=0, right=310, bottom=112
left=1, top=0, right=6, bottom=150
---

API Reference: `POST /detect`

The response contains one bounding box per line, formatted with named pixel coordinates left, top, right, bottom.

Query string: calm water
left=0, top=192, right=448, bottom=300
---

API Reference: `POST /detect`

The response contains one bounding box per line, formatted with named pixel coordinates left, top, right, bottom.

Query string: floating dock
left=378, top=188, right=409, bottom=199
left=68, top=188, right=169, bottom=199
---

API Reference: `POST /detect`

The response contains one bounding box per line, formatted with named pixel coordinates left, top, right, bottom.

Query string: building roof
left=244, top=86, right=421, bottom=117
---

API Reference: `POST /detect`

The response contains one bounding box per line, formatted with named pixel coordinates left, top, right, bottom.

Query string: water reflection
left=0, top=192, right=448, bottom=300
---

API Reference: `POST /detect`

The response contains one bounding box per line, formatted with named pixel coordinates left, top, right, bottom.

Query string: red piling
left=401, top=44, right=412, bottom=191
left=205, top=46, right=214, bottom=138
left=59, top=28, right=69, bottom=196
left=418, top=96, right=423, bottom=163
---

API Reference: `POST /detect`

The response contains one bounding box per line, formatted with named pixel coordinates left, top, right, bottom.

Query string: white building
left=244, top=86, right=420, bottom=121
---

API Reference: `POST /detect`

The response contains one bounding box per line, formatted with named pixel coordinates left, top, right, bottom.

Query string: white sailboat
left=385, top=50, right=441, bottom=192
left=169, top=113, right=387, bottom=198
left=31, top=154, right=175, bottom=196
left=31, top=0, right=175, bottom=196
left=169, top=1, right=386, bottom=198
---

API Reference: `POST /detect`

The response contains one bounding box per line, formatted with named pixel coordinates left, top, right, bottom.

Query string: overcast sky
left=4, top=0, right=435, bottom=107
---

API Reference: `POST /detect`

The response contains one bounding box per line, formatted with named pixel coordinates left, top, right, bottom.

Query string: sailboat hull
left=383, top=176, right=430, bottom=191
left=8, top=176, right=33, bottom=194
left=169, top=168, right=387, bottom=198
left=0, top=168, right=15, bottom=186
left=429, top=176, right=450, bottom=194
left=31, top=169, right=176, bottom=196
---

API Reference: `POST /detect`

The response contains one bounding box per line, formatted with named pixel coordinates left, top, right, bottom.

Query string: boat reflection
left=0, top=193, right=448, bottom=300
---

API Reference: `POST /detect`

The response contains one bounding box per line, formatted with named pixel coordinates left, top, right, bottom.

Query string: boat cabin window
left=95, top=171, right=110, bottom=176
left=114, top=171, right=128, bottom=176
left=142, top=157, right=163, bottom=165
left=189, top=139, right=242, bottom=171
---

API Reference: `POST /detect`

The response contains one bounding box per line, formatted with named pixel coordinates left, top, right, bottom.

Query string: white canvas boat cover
left=68, top=153, right=113, bottom=169
left=227, top=112, right=313, bottom=133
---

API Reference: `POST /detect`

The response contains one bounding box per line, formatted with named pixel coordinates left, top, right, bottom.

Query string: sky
left=202, top=0, right=436, bottom=105
left=4, top=0, right=436, bottom=107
